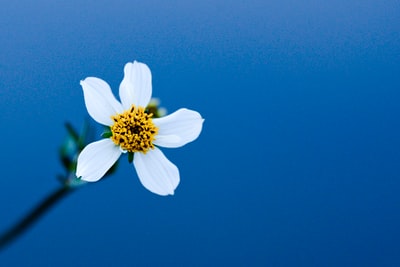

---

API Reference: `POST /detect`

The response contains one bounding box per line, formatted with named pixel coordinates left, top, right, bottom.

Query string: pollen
left=110, top=105, right=158, bottom=153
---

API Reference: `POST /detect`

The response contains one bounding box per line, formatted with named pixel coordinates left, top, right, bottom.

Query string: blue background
left=1, top=0, right=400, bottom=266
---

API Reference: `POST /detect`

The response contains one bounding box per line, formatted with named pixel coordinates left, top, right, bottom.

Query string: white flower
left=76, top=61, right=204, bottom=196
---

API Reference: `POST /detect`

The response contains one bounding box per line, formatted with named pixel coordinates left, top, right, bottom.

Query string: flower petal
left=119, top=61, right=152, bottom=109
left=133, top=147, right=179, bottom=196
left=153, top=108, right=204, bottom=148
left=76, top=139, right=122, bottom=182
left=81, top=77, right=123, bottom=126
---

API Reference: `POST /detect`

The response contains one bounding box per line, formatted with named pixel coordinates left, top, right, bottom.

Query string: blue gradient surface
left=1, top=0, right=400, bottom=266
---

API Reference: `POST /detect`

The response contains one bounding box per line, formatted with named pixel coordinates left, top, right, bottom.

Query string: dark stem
left=0, top=185, right=74, bottom=251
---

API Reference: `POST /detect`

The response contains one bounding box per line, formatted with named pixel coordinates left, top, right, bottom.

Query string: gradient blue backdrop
left=1, top=0, right=400, bottom=266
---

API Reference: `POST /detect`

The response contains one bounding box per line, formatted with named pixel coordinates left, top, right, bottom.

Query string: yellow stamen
left=110, top=105, right=158, bottom=153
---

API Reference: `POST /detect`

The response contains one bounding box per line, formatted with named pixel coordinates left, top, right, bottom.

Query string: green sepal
left=101, top=130, right=113, bottom=138
left=128, top=152, right=134, bottom=163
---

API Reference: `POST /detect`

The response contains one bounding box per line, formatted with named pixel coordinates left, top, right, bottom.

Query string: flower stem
left=0, top=185, right=74, bottom=251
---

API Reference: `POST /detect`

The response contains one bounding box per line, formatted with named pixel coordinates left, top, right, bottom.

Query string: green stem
left=0, top=185, right=74, bottom=251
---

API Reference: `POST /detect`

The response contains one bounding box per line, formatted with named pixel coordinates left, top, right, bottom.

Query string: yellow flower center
left=110, top=105, right=158, bottom=153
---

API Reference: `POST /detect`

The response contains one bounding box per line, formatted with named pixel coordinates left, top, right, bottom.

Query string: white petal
left=76, top=139, right=122, bottom=182
left=119, top=61, right=152, bottom=109
left=133, top=147, right=179, bottom=196
left=153, top=108, right=204, bottom=148
left=81, top=77, right=123, bottom=126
